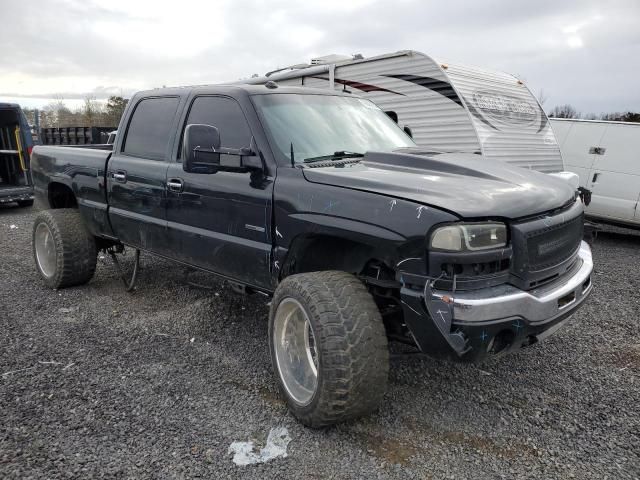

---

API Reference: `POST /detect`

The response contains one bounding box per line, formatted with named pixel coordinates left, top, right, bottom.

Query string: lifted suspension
left=107, top=245, right=140, bottom=292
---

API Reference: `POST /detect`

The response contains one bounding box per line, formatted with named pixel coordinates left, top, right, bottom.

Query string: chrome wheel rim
left=35, top=222, right=56, bottom=278
left=273, top=297, right=318, bottom=406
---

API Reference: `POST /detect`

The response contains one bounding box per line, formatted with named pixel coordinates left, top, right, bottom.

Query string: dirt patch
left=435, top=429, right=537, bottom=459
left=403, top=417, right=539, bottom=460
left=357, top=431, right=419, bottom=466
left=597, top=344, right=640, bottom=372
left=257, top=385, right=285, bottom=407
left=608, top=344, right=640, bottom=371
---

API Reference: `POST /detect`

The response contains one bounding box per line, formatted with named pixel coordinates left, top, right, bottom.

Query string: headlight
left=430, top=223, right=507, bottom=252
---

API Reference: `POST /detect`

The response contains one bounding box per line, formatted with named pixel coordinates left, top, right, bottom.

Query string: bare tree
left=536, top=89, right=548, bottom=107
left=82, top=95, right=103, bottom=125
left=42, top=96, right=74, bottom=128
left=549, top=104, right=580, bottom=119
left=22, top=108, right=38, bottom=126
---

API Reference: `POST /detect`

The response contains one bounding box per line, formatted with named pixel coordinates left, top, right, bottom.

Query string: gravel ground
left=1, top=203, right=639, bottom=479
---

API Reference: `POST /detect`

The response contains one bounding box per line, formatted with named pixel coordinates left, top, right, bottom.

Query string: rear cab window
left=123, top=97, right=180, bottom=160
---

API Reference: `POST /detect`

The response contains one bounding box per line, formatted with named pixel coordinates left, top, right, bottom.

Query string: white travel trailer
left=241, top=50, right=566, bottom=174
left=551, top=118, right=640, bottom=227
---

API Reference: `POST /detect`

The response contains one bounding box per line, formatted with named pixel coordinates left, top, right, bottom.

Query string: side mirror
left=183, top=124, right=221, bottom=173
left=403, top=125, right=413, bottom=139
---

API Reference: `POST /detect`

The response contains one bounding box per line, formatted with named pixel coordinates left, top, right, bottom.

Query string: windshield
left=251, top=93, right=415, bottom=163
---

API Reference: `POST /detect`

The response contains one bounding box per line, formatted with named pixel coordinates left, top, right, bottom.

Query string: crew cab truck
left=31, top=84, right=594, bottom=427
left=0, top=103, right=35, bottom=207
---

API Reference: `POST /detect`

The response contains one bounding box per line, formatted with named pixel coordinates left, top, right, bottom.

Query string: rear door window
left=123, top=97, right=180, bottom=160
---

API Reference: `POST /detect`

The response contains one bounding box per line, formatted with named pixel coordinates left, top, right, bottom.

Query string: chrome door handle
left=167, top=179, right=184, bottom=192
left=112, top=172, right=127, bottom=182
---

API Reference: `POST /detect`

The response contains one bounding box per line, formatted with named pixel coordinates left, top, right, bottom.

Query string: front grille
left=525, top=214, right=583, bottom=271
left=510, top=200, right=584, bottom=289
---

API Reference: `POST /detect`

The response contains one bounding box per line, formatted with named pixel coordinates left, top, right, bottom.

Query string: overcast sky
left=1, top=0, right=638, bottom=114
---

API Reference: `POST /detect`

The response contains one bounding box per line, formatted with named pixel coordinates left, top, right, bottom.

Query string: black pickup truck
left=31, top=84, right=593, bottom=427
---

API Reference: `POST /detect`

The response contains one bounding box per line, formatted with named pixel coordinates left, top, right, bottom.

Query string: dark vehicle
left=30, top=84, right=593, bottom=427
left=0, top=103, right=34, bottom=207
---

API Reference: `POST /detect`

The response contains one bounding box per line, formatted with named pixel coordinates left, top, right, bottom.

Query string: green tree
left=600, top=111, right=640, bottom=122
left=105, top=96, right=129, bottom=127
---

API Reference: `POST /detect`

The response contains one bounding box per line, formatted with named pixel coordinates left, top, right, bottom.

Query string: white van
left=551, top=118, right=640, bottom=228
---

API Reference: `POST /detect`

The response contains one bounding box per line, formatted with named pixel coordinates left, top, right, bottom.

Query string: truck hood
left=301, top=150, right=576, bottom=219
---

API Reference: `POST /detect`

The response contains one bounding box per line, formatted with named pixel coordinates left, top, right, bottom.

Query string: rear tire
left=269, top=271, right=389, bottom=427
left=17, top=199, right=34, bottom=207
left=32, top=209, right=97, bottom=289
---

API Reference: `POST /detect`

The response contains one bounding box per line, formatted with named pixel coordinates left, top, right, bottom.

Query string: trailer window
left=123, top=97, right=180, bottom=160
left=385, top=111, right=398, bottom=123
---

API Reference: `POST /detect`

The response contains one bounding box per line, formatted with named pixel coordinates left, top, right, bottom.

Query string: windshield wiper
left=303, top=151, right=365, bottom=164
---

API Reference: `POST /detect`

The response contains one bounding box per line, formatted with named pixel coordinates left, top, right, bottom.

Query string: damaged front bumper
left=400, top=241, right=594, bottom=362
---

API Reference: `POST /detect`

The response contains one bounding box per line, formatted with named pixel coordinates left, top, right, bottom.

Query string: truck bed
left=31, top=145, right=113, bottom=236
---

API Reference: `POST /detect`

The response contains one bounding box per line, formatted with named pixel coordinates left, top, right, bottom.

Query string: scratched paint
left=435, top=308, right=449, bottom=324
left=396, top=257, right=422, bottom=267
left=323, top=199, right=340, bottom=213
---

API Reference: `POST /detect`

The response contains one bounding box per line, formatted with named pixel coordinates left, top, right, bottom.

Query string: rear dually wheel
left=32, top=209, right=97, bottom=289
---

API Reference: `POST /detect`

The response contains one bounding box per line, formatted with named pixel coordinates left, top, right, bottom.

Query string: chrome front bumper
left=434, top=241, right=593, bottom=325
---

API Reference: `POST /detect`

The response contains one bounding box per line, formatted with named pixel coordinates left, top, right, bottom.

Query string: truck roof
left=132, top=83, right=354, bottom=99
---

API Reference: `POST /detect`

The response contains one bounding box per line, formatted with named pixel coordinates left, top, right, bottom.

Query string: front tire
left=17, top=199, right=34, bottom=208
left=32, top=209, right=97, bottom=289
left=269, top=271, right=389, bottom=427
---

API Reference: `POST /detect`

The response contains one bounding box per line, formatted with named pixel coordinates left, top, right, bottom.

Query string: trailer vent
left=310, top=54, right=352, bottom=65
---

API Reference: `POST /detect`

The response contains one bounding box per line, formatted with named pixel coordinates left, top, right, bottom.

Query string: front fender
left=273, top=168, right=458, bottom=283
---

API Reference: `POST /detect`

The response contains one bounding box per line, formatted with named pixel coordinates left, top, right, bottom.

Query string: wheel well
left=281, top=235, right=410, bottom=345
left=281, top=235, right=376, bottom=278
left=281, top=235, right=403, bottom=282
left=48, top=182, right=77, bottom=209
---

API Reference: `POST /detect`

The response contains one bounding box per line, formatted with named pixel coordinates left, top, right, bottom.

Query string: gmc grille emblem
left=537, top=235, right=574, bottom=256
